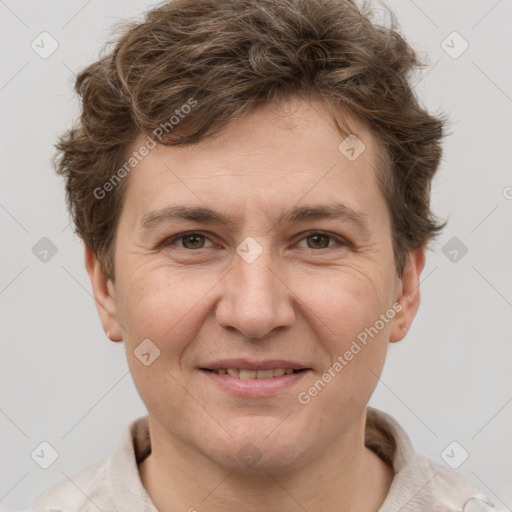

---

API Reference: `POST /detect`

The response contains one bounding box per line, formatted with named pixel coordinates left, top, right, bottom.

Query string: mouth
left=201, top=368, right=306, bottom=378
left=198, top=360, right=311, bottom=396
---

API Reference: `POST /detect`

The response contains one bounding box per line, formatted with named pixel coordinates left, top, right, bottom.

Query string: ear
left=389, top=247, right=426, bottom=343
left=84, top=245, right=123, bottom=342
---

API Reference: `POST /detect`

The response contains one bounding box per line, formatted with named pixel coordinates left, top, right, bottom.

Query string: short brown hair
left=54, top=0, right=447, bottom=280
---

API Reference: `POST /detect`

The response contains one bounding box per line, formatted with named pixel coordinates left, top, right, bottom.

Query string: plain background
left=1, top=0, right=511, bottom=509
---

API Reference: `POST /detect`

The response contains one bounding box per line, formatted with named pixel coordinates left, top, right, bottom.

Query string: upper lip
left=200, top=359, right=310, bottom=371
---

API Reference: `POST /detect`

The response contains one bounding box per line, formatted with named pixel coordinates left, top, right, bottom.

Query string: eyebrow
left=139, top=203, right=371, bottom=235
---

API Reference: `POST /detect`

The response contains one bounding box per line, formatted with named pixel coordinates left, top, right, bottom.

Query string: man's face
left=97, top=98, right=409, bottom=471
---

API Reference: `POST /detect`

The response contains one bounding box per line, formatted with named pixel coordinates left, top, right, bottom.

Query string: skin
left=86, top=96, right=425, bottom=512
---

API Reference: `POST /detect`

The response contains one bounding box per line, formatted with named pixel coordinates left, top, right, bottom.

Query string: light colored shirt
left=26, top=407, right=503, bottom=511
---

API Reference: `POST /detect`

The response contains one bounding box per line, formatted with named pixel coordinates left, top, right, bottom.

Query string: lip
left=199, top=358, right=309, bottom=371
left=199, top=367, right=311, bottom=397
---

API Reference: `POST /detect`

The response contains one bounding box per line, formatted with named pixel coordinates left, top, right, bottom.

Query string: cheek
left=117, top=278, right=168, bottom=342
left=293, top=264, right=393, bottom=343
left=292, top=278, right=391, bottom=453
left=293, top=266, right=393, bottom=398
left=116, top=262, right=221, bottom=358
left=115, top=265, right=206, bottom=420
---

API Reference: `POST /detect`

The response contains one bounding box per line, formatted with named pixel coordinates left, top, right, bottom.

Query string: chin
left=204, top=419, right=312, bottom=474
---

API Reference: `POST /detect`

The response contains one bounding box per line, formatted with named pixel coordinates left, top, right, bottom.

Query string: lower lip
left=199, top=369, right=310, bottom=397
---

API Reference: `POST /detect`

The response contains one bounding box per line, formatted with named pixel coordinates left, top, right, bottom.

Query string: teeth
left=214, top=368, right=299, bottom=378
left=256, top=369, right=273, bottom=379
left=239, top=369, right=257, bottom=379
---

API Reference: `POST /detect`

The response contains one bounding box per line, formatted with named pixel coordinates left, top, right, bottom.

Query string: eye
left=295, top=231, right=346, bottom=250
left=164, top=232, right=214, bottom=250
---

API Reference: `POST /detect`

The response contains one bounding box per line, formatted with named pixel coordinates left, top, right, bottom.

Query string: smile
left=204, top=368, right=304, bottom=378
left=199, top=367, right=310, bottom=396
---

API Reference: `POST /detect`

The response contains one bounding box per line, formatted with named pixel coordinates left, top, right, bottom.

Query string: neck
left=138, top=413, right=394, bottom=512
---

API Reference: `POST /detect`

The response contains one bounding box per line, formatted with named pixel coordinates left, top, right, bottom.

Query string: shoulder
left=25, top=415, right=151, bottom=512
left=412, top=454, right=504, bottom=512
left=366, top=407, right=506, bottom=512
left=26, top=457, right=110, bottom=512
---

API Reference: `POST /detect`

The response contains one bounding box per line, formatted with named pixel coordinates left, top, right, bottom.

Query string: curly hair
left=54, top=0, right=447, bottom=280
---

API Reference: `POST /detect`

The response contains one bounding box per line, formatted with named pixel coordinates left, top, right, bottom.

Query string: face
left=87, top=97, right=424, bottom=473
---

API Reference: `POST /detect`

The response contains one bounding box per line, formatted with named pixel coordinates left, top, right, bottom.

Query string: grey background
left=1, top=0, right=511, bottom=509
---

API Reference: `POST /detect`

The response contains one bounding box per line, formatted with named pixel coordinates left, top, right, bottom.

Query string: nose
left=215, top=246, right=296, bottom=340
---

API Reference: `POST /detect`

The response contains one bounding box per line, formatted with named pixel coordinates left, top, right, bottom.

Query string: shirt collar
left=107, top=414, right=157, bottom=511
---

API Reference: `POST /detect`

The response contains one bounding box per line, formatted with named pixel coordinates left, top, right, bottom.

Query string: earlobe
left=389, top=247, right=426, bottom=343
left=84, top=246, right=123, bottom=342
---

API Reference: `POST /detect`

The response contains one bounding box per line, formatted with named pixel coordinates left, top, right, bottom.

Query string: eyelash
left=161, top=230, right=348, bottom=252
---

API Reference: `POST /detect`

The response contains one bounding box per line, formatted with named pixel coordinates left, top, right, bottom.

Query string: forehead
left=120, top=97, right=387, bottom=230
